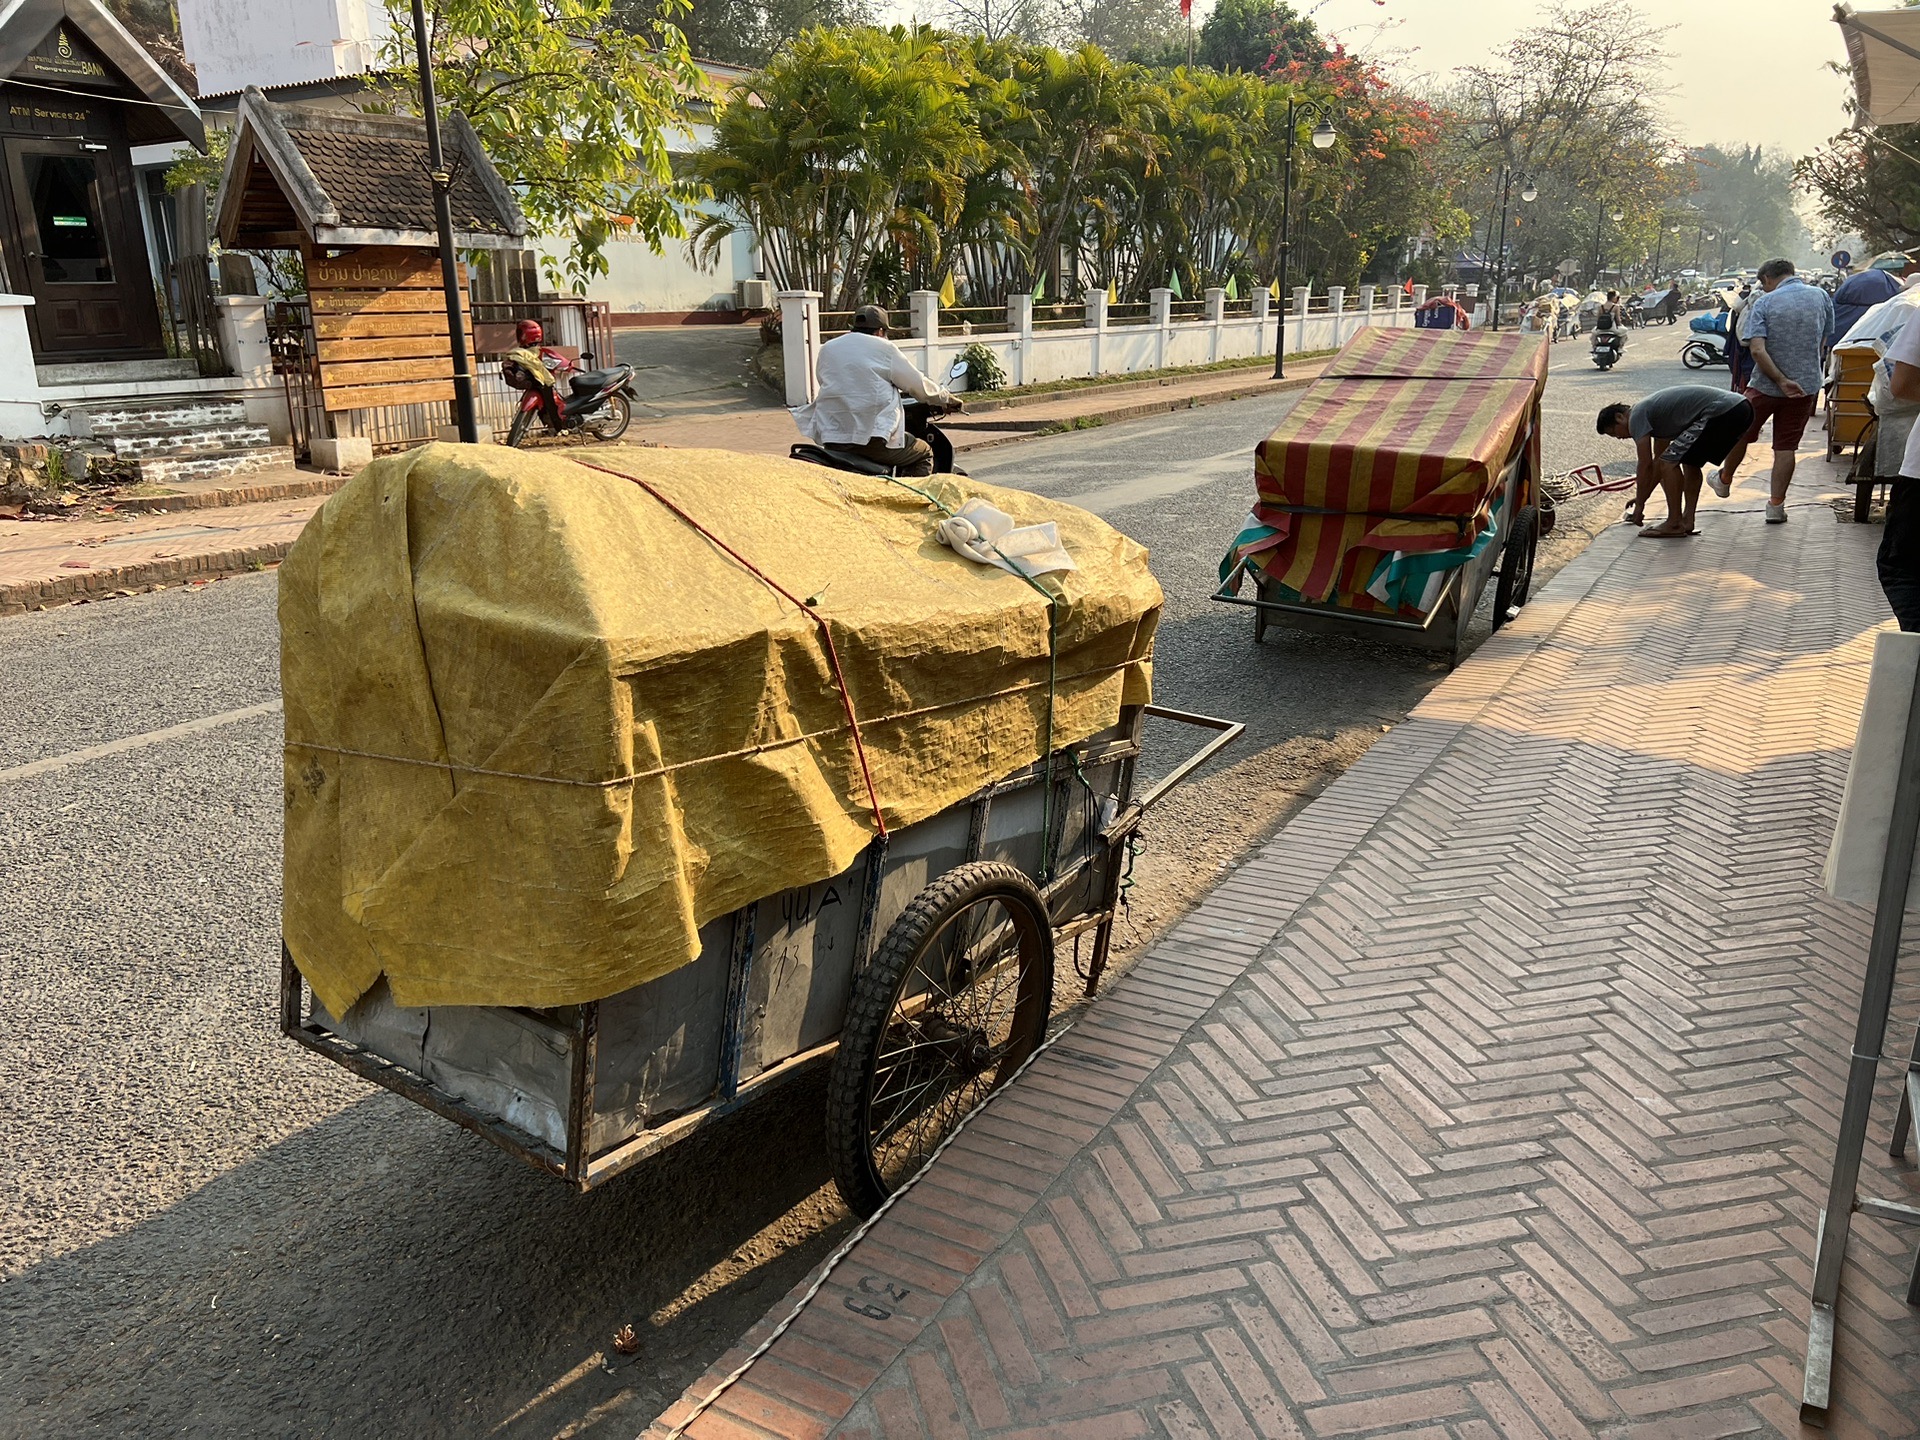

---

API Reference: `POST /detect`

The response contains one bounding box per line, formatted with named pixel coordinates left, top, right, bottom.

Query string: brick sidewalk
left=0, top=493, right=323, bottom=614
left=652, top=495, right=1920, bottom=1439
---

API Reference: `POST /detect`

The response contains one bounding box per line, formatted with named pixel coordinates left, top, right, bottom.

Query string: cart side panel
left=315, top=982, right=575, bottom=1152
left=589, top=914, right=734, bottom=1150
left=738, top=852, right=873, bottom=1079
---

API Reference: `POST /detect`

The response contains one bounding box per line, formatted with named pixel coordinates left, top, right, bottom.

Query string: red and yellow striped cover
left=1239, top=327, right=1547, bottom=606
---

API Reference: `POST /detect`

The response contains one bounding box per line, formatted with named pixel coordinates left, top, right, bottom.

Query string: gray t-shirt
left=1741, top=277, right=1834, bottom=396
left=1629, top=385, right=1748, bottom=442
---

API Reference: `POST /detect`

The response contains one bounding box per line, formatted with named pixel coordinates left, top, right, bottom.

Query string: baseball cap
left=851, top=304, right=889, bottom=332
left=1870, top=251, right=1917, bottom=272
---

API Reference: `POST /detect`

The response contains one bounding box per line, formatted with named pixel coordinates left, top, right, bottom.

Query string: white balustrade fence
left=777, top=283, right=1430, bottom=407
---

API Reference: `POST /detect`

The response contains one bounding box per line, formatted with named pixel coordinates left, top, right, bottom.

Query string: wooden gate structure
left=215, top=87, right=526, bottom=460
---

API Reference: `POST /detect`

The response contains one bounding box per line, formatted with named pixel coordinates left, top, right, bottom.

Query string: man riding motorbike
left=793, top=304, right=961, bottom=477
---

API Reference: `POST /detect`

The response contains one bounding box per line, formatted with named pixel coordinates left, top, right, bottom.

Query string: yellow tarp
left=280, top=443, right=1160, bottom=1017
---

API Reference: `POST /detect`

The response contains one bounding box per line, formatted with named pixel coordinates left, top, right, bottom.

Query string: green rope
left=882, top=475, right=1066, bottom=880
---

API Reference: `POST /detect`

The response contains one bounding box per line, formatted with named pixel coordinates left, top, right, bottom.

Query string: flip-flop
left=1638, top=527, right=1696, bottom=539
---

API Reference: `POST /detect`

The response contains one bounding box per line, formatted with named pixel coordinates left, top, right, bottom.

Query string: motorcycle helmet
left=516, top=319, right=543, bottom=346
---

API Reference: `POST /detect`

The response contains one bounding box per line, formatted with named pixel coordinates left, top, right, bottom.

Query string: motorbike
left=790, top=359, right=970, bottom=477
left=1681, top=330, right=1731, bottom=370
left=502, top=351, right=637, bottom=448
left=1590, top=327, right=1626, bottom=370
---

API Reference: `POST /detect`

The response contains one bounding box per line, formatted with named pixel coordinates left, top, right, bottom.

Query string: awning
left=1837, top=4, right=1920, bottom=126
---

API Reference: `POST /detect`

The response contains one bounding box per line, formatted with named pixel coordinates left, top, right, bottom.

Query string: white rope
left=650, top=1017, right=1079, bottom=1440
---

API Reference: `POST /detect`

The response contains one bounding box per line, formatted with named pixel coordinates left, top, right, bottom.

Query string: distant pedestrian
left=1598, top=385, right=1755, bottom=537
left=1833, top=252, right=1918, bottom=340
left=1708, top=259, right=1834, bottom=523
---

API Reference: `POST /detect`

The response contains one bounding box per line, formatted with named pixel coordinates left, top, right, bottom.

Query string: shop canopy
left=1838, top=4, right=1920, bottom=126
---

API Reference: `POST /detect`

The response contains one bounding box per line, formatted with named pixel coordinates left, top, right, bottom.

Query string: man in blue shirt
left=1707, top=259, right=1834, bottom=523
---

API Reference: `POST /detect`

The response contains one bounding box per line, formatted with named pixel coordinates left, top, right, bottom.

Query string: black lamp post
left=411, top=0, right=478, bottom=443
left=1486, top=168, right=1536, bottom=332
left=1722, top=233, right=1741, bottom=272
left=1650, top=222, right=1679, bottom=283
left=1271, top=97, right=1337, bottom=380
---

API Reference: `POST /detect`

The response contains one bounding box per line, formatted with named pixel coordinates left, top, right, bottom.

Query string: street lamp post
left=1486, top=168, right=1536, bottom=332
left=1271, top=97, right=1336, bottom=380
left=1651, top=223, right=1679, bottom=284
left=1722, top=234, right=1741, bottom=272
left=410, top=0, right=478, bottom=443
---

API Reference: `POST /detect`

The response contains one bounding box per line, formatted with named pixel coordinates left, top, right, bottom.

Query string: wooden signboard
left=304, top=246, right=474, bottom=412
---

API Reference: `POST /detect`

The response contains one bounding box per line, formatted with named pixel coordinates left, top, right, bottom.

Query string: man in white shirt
left=1876, top=313, right=1920, bottom=627
left=794, top=305, right=959, bottom=476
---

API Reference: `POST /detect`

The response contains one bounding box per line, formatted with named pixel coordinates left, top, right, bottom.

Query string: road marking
left=1058, top=451, right=1251, bottom=514
left=0, top=699, right=283, bottom=786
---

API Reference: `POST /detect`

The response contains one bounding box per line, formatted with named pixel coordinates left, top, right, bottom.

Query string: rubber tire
left=827, top=861, right=1054, bottom=1218
left=1681, top=343, right=1711, bottom=370
left=1492, top=503, right=1538, bottom=630
left=586, top=393, right=632, bottom=442
left=506, top=408, right=535, bottom=448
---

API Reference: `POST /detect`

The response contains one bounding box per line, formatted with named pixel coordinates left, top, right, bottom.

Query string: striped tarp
left=1226, top=327, right=1547, bottom=609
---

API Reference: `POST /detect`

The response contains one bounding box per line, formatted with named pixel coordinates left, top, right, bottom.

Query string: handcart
left=1213, top=327, right=1549, bottom=667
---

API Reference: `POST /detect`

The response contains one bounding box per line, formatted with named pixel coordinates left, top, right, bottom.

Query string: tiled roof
left=287, top=122, right=516, bottom=238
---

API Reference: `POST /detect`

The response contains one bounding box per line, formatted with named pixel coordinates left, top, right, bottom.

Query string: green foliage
left=958, top=341, right=1006, bottom=390
left=620, top=0, right=872, bottom=67
left=1799, top=127, right=1920, bottom=253
left=375, top=0, right=706, bottom=293
left=1197, top=0, right=1329, bottom=75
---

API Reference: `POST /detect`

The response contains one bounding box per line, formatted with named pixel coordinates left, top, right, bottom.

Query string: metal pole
left=411, top=0, right=478, bottom=444
left=1271, top=97, right=1296, bottom=380
left=1490, top=169, right=1513, bottom=333
left=1802, top=655, right=1920, bottom=1423
left=1591, top=207, right=1604, bottom=284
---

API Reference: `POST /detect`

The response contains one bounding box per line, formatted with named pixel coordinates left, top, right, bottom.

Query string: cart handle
left=1133, top=704, right=1246, bottom=814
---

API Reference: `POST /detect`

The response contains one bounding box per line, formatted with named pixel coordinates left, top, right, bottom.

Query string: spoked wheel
left=827, top=862, right=1054, bottom=1217
left=1491, top=503, right=1539, bottom=631
left=585, top=394, right=632, bottom=442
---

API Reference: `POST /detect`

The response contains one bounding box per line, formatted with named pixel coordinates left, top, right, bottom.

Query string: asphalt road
left=0, top=330, right=1699, bottom=1438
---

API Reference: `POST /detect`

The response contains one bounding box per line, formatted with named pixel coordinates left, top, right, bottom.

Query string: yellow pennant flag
left=1226, top=275, right=1239, bottom=301
left=939, top=272, right=957, bottom=307
left=1269, top=279, right=1281, bottom=300
left=1108, top=281, right=1118, bottom=305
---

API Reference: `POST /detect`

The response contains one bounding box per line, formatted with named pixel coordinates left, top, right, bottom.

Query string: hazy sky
left=1310, top=0, right=1853, bottom=159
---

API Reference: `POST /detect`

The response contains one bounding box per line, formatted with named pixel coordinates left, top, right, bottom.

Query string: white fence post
left=908, top=289, right=939, bottom=340
left=1327, top=285, right=1346, bottom=347
left=1008, top=292, right=1034, bottom=387
left=1359, top=284, right=1376, bottom=335
left=1411, top=284, right=1429, bottom=308
left=1204, top=287, right=1226, bottom=362
left=1253, top=288, right=1271, bottom=357
left=1291, top=287, right=1309, bottom=355
left=1150, top=287, right=1173, bottom=369
left=778, top=289, right=821, bottom=406
left=1085, top=287, right=1108, bottom=376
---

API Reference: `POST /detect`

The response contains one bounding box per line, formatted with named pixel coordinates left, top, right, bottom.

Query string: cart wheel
left=827, top=862, right=1054, bottom=1218
left=1492, top=504, right=1539, bottom=630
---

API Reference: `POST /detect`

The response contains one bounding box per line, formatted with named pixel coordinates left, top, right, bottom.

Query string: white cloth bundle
left=936, top=497, right=1077, bottom=578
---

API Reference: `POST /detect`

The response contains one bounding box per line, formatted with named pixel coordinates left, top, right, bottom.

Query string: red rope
left=571, top=457, right=888, bottom=837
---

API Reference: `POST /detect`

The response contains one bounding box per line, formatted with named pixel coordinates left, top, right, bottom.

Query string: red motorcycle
left=500, top=319, right=637, bottom=448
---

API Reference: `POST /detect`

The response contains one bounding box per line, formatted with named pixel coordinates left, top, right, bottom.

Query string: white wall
left=538, top=202, right=758, bottom=315
left=179, top=0, right=393, bottom=97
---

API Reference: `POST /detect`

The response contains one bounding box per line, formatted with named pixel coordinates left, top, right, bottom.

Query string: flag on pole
left=1169, top=271, right=1184, bottom=299
left=1269, top=279, right=1281, bottom=300
left=939, top=272, right=956, bottom=307
left=1108, top=281, right=1118, bottom=305
left=1032, top=272, right=1046, bottom=303
left=1180, top=0, right=1192, bottom=14
left=1226, top=275, right=1239, bottom=301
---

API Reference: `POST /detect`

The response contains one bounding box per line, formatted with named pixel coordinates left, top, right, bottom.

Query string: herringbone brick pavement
left=652, top=501, right=1920, bottom=1439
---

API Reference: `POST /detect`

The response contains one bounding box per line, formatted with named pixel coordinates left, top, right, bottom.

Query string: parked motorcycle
left=1590, top=327, right=1626, bottom=370
left=500, top=324, right=636, bottom=447
left=1681, top=331, right=1731, bottom=370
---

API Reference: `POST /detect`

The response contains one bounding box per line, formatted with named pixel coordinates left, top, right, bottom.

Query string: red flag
left=1181, top=0, right=1192, bottom=14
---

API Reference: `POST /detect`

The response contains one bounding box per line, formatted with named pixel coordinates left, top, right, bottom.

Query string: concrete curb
left=949, top=372, right=1314, bottom=454
left=0, top=540, right=290, bottom=616
left=105, top=474, right=346, bottom=514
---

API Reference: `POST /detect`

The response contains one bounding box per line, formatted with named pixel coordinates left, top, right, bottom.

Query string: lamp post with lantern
left=1271, top=97, right=1337, bottom=379
left=1486, top=168, right=1536, bottom=331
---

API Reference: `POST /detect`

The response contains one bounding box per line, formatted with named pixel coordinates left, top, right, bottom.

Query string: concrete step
left=37, top=358, right=200, bottom=386
left=108, top=470, right=340, bottom=514
left=105, top=423, right=275, bottom=460
left=82, top=400, right=250, bottom=437
left=130, top=447, right=291, bottom=489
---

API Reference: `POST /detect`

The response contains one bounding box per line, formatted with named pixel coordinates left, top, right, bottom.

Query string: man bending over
left=1598, top=385, right=1755, bottom=538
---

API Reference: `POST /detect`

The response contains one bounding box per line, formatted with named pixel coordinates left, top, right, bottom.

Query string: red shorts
left=1740, top=387, right=1817, bottom=451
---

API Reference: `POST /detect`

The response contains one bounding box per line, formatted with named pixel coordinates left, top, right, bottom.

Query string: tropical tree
left=1197, top=0, right=1329, bottom=75
left=374, top=0, right=705, bottom=292
left=689, top=28, right=987, bottom=307
left=622, top=0, right=873, bottom=67
left=1799, top=127, right=1920, bottom=253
